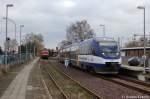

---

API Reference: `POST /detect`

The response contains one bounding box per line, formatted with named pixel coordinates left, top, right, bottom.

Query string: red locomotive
left=40, top=49, right=49, bottom=59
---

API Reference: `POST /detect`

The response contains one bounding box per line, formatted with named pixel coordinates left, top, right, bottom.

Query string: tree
left=23, top=33, right=44, bottom=56
left=57, top=40, right=71, bottom=49
left=66, top=20, right=95, bottom=43
left=125, top=41, right=139, bottom=47
left=125, top=37, right=150, bottom=47
left=4, top=38, right=18, bottom=53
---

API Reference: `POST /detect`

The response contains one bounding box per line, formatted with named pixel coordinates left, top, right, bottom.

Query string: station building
left=121, top=47, right=150, bottom=57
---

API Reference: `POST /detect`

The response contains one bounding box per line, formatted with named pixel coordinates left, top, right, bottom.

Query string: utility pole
left=25, top=38, right=28, bottom=60
left=5, top=4, right=13, bottom=71
left=137, top=6, right=146, bottom=74
left=100, top=24, right=105, bottom=37
left=19, top=25, right=24, bottom=63
left=3, top=17, right=17, bottom=53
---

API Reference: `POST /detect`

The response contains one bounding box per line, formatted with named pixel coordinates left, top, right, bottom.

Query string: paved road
left=0, top=58, right=38, bottom=99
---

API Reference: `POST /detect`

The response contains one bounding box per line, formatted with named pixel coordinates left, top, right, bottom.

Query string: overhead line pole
left=19, top=25, right=24, bottom=63
left=137, top=6, right=146, bottom=74
left=100, top=24, right=105, bottom=37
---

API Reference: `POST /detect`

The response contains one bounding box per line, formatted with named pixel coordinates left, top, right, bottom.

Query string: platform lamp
left=5, top=4, right=13, bottom=71
left=137, top=6, right=146, bottom=74
left=20, top=25, right=24, bottom=63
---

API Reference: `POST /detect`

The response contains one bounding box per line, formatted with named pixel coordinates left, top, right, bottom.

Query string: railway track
left=96, top=74, right=150, bottom=95
left=40, top=60, right=68, bottom=99
left=56, top=60, right=150, bottom=95
left=117, top=75, right=150, bottom=87
left=53, top=60, right=150, bottom=95
left=40, top=60, right=102, bottom=99
left=47, top=59, right=150, bottom=98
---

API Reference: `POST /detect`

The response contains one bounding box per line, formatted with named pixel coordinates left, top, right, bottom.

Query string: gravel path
left=26, top=59, right=51, bottom=99
left=0, top=64, right=25, bottom=98
left=0, top=59, right=39, bottom=99
left=51, top=60, right=150, bottom=99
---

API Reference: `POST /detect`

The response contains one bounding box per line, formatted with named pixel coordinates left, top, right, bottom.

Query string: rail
left=47, top=60, right=102, bottom=99
left=41, top=63, right=69, bottom=99
left=97, top=75, right=150, bottom=95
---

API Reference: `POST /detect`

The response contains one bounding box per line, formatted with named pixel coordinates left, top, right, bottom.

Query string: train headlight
left=116, top=53, right=119, bottom=55
left=102, top=53, right=105, bottom=55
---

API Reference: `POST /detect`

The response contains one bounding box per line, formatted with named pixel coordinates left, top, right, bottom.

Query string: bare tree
left=66, top=20, right=95, bottom=43
left=4, top=38, right=18, bottom=53
left=125, top=37, right=149, bottom=47
left=57, top=40, right=71, bottom=49
left=23, top=33, right=44, bottom=56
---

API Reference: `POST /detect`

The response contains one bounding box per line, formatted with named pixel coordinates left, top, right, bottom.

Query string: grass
left=47, top=63, right=93, bottom=99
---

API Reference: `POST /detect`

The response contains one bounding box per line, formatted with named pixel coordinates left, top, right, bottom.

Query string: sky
left=0, top=0, right=150, bottom=49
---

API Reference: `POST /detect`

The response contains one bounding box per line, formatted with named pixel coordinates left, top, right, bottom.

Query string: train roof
left=81, top=37, right=116, bottom=43
left=121, top=47, right=150, bottom=51
left=94, top=37, right=115, bottom=41
left=60, top=37, right=117, bottom=49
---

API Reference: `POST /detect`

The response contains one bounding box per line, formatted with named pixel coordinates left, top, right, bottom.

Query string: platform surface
left=121, top=65, right=150, bottom=72
left=0, top=58, right=48, bottom=99
left=121, top=65, right=144, bottom=71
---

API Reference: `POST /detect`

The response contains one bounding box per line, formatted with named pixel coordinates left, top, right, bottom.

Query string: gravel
left=51, top=60, right=150, bottom=99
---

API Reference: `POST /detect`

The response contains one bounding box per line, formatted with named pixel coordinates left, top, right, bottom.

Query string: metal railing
left=0, top=53, right=34, bottom=65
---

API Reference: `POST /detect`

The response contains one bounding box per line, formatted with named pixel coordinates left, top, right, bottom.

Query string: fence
left=0, top=53, right=34, bottom=65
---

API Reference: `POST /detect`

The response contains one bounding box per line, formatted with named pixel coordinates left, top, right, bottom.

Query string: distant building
left=121, top=47, right=150, bottom=57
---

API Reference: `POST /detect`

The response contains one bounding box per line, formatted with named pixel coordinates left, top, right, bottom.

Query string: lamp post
left=20, top=25, right=24, bottom=63
left=100, top=24, right=105, bottom=37
left=3, top=17, right=17, bottom=40
left=25, top=37, right=28, bottom=60
left=137, top=6, right=146, bottom=74
left=5, top=4, right=13, bottom=71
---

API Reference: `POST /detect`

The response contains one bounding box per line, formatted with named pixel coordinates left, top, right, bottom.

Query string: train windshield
left=99, top=41, right=119, bottom=53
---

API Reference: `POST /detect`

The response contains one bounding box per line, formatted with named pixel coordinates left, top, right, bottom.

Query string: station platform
left=121, top=65, right=144, bottom=71
left=0, top=58, right=51, bottom=99
left=121, top=65, right=150, bottom=72
left=121, top=65, right=150, bottom=81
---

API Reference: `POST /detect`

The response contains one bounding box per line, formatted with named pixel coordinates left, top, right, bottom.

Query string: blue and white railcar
left=59, top=37, right=121, bottom=74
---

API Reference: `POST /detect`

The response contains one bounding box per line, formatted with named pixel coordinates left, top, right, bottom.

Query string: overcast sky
left=0, top=0, right=150, bottom=49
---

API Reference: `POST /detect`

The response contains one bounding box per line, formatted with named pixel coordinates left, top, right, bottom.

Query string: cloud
left=0, top=0, right=150, bottom=49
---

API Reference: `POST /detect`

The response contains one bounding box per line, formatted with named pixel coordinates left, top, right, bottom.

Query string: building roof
left=121, top=47, right=150, bottom=51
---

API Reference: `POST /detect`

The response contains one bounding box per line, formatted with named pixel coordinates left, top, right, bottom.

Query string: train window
left=88, top=44, right=92, bottom=55
left=86, top=43, right=88, bottom=55
left=84, top=44, right=87, bottom=55
left=82, top=46, right=84, bottom=54
left=82, top=44, right=85, bottom=54
left=86, top=43, right=90, bottom=55
left=85, top=43, right=88, bottom=55
left=79, top=46, right=82, bottom=54
left=80, top=47, right=82, bottom=54
left=92, top=48, right=96, bottom=55
left=89, top=46, right=93, bottom=55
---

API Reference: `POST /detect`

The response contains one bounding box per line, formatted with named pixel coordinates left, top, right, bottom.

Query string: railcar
left=58, top=37, right=121, bottom=74
left=40, top=49, right=49, bottom=59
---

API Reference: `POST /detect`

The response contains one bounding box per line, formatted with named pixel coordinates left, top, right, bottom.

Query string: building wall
left=122, top=49, right=150, bottom=57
